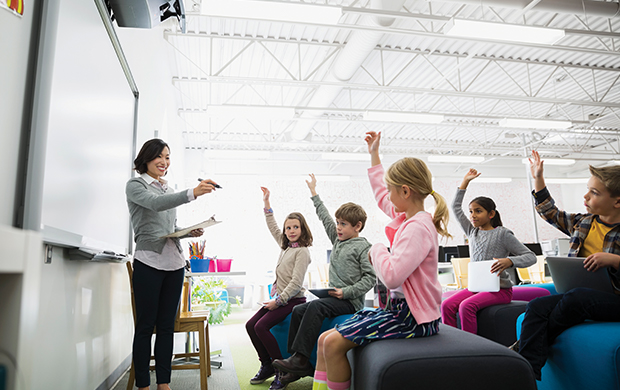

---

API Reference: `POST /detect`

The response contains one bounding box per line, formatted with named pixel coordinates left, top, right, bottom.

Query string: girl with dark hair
left=126, top=138, right=219, bottom=390
left=441, top=168, right=536, bottom=335
left=245, top=187, right=313, bottom=390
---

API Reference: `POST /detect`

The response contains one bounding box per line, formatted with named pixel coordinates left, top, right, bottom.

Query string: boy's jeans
left=519, top=288, right=620, bottom=379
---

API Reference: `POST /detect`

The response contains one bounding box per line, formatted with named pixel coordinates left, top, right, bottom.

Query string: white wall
left=0, top=1, right=37, bottom=226
left=0, top=1, right=135, bottom=389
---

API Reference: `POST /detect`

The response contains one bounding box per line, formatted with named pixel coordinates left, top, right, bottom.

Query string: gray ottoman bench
left=348, top=324, right=536, bottom=390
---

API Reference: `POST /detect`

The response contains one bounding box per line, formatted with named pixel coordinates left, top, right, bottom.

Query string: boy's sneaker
left=269, top=370, right=288, bottom=390
left=250, top=364, right=275, bottom=384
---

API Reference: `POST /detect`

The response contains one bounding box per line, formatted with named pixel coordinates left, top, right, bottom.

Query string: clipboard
left=161, top=215, right=222, bottom=238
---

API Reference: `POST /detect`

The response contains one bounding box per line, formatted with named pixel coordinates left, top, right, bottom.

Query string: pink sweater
left=368, top=164, right=442, bottom=324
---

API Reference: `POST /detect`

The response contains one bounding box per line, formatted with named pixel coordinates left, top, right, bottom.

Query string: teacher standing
left=126, top=138, right=217, bottom=390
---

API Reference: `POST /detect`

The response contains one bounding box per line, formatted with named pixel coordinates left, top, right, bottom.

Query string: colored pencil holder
left=190, top=256, right=210, bottom=273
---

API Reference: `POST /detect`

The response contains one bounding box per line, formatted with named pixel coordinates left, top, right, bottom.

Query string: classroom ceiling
left=167, top=0, right=620, bottom=178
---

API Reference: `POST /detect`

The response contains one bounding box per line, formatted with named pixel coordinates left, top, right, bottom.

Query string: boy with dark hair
left=513, top=151, right=620, bottom=380
left=271, top=174, right=376, bottom=386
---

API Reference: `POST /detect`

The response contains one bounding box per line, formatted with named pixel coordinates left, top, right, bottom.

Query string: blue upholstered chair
left=515, top=283, right=620, bottom=390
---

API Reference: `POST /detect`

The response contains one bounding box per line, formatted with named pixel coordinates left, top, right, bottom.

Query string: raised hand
left=463, top=168, right=481, bottom=183
left=364, top=131, right=381, bottom=154
left=528, top=150, right=546, bottom=192
left=260, top=187, right=271, bottom=208
left=305, top=174, right=318, bottom=197
left=459, top=168, right=481, bottom=190
left=528, top=150, right=544, bottom=179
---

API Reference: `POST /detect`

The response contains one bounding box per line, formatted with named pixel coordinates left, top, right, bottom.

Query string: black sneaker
left=250, top=364, right=275, bottom=385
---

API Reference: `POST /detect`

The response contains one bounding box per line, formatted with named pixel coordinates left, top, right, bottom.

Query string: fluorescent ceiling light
left=444, top=18, right=565, bottom=45
left=321, top=153, right=378, bottom=161
left=201, top=0, right=342, bottom=25
left=428, top=155, right=485, bottom=164
left=474, top=178, right=513, bottom=183
left=306, top=175, right=351, bottom=182
left=206, top=150, right=271, bottom=160
left=499, top=118, right=572, bottom=130
left=521, top=158, right=576, bottom=166
left=207, top=105, right=295, bottom=120
left=545, top=178, right=588, bottom=184
left=365, top=111, right=444, bottom=124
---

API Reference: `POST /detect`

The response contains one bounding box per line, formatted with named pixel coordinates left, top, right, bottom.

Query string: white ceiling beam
left=176, top=18, right=620, bottom=58
left=186, top=7, right=620, bottom=41
left=172, top=76, right=620, bottom=109
left=178, top=107, right=599, bottom=131
left=180, top=135, right=619, bottom=160
left=165, top=30, right=620, bottom=73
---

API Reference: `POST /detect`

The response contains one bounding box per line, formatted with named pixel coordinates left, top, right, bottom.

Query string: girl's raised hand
left=528, top=150, right=544, bottom=179
left=463, top=168, right=481, bottom=183
left=364, top=131, right=381, bottom=154
left=260, top=187, right=270, bottom=202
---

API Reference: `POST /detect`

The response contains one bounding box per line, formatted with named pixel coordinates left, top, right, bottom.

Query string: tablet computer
left=468, top=260, right=500, bottom=292
left=547, top=256, right=615, bottom=294
left=308, top=288, right=336, bottom=298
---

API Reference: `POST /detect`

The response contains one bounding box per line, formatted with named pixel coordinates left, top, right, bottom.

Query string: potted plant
left=191, top=278, right=232, bottom=325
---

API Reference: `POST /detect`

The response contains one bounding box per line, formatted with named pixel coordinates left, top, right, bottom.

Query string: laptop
left=468, top=260, right=500, bottom=292
left=546, top=256, right=615, bottom=294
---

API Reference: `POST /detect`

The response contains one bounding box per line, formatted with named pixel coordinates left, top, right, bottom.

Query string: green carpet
left=226, top=307, right=313, bottom=390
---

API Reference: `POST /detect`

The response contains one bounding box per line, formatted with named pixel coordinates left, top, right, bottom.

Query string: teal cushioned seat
left=270, top=312, right=354, bottom=367
left=516, top=313, right=620, bottom=390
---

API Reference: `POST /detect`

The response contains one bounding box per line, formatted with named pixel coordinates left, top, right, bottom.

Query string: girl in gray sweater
left=441, top=168, right=536, bottom=334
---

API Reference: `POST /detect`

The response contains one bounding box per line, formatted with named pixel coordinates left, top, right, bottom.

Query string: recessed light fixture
left=201, top=0, right=342, bottom=25
left=500, top=118, right=572, bottom=130
left=365, top=111, right=444, bottom=124
left=428, top=155, right=485, bottom=164
left=521, top=158, right=576, bottom=166
left=444, top=18, right=565, bottom=45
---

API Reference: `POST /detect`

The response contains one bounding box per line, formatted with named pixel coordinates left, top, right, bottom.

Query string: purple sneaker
left=269, top=370, right=288, bottom=390
left=250, top=364, right=275, bottom=385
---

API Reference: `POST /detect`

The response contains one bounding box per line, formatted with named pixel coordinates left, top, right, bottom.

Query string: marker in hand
left=197, top=178, right=222, bottom=189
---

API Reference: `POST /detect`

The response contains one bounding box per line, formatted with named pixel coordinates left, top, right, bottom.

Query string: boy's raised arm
left=307, top=174, right=338, bottom=244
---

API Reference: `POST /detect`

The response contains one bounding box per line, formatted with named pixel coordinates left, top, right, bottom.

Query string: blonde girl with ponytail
left=310, top=131, right=450, bottom=390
